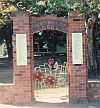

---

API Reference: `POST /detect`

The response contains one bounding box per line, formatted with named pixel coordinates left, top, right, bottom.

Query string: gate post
left=12, top=10, right=34, bottom=103
left=68, top=11, right=87, bottom=103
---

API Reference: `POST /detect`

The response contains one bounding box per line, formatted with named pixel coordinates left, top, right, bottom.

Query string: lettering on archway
left=32, top=20, right=67, bottom=33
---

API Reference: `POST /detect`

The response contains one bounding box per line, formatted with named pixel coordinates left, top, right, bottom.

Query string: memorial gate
left=0, top=10, right=87, bottom=104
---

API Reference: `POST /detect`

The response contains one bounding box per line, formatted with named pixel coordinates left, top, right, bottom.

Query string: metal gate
left=34, top=58, right=69, bottom=103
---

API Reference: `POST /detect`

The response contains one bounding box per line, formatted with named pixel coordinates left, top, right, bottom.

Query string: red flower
left=45, top=76, right=56, bottom=86
left=47, top=58, right=54, bottom=64
left=34, top=71, right=44, bottom=82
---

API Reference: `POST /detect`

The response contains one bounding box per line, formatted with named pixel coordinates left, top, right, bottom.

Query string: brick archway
left=0, top=10, right=87, bottom=104
left=32, top=20, right=67, bottom=34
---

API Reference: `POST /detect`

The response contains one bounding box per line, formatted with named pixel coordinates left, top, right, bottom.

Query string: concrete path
left=0, top=101, right=100, bottom=108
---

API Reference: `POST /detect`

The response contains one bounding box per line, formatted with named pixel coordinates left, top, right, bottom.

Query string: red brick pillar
left=13, top=10, right=34, bottom=103
left=68, top=11, right=87, bottom=103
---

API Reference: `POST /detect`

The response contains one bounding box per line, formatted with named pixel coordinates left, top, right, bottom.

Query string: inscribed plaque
left=16, top=34, right=27, bottom=66
left=72, top=33, right=83, bottom=64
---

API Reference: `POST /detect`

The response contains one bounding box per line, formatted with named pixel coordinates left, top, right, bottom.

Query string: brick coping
left=88, top=80, right=100, bottom=83
left=0, top=83, right=14, bottom=85
left=0, top=80, right=99, bottom=86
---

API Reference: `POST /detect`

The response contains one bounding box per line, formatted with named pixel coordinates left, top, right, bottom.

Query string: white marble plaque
left=72, top=33, right=83, bottom=64
left=16, top=34, right=27, bottom=66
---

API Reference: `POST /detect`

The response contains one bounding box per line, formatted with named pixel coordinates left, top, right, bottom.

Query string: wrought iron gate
left=34, top=58, right=68, bottom=103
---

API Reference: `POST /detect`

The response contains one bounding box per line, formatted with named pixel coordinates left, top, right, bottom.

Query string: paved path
left=0, top=102, right=100, bottom=108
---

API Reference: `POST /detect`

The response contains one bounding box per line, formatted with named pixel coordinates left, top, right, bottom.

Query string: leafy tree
left=34, top=30, right=66, bottom=57
left=0, top=0, right=98, bottom=24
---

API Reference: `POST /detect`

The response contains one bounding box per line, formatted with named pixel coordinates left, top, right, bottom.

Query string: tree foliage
left=0, top=0, right=100, bottom=26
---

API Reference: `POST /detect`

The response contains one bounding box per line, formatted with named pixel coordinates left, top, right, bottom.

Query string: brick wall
left=68, top=11, right=87, bottom=103
left=87, top=81, right=100, bottom=101
left=13, top=11, right=34, bottom=104
left=0, top=84, right=14, bottom=104
left=0, top=10, right=34, bottom=104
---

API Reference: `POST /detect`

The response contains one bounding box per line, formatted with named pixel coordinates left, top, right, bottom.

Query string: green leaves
left=45, top=8, right=56, bottom=14
left=0, top=0, right=18, bottom=27
left=0, top=0, right=100, bottom=27
left=46, top=0, right=69, bottom=14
